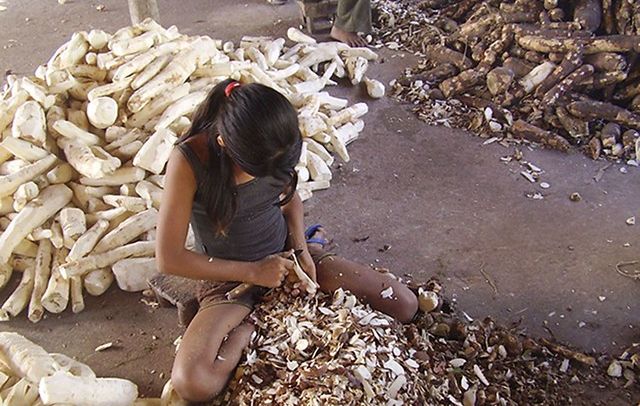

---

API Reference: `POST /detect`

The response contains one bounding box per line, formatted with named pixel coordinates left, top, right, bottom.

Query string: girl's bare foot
left=306, top=226, right=331, bottom=255
left=330, top=25, right=368, bottom=47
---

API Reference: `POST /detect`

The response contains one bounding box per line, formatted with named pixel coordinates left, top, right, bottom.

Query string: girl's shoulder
left=176, top=134, right=211, bottom=182
left=178, top=133, right=209, bottom=165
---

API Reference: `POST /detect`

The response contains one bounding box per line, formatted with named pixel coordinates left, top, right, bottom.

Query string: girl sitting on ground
left=156, top=79, right=418, bottom=402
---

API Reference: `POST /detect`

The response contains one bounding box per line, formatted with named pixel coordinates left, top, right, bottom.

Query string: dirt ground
left=0, top=0, right=639, bottom=401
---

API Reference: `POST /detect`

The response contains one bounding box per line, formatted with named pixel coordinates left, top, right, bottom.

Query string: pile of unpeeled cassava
left=374, top=0, right=640, bottom=162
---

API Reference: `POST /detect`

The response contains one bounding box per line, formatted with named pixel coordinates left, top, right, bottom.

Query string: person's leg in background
left=331, top=0, right=371, bottom=47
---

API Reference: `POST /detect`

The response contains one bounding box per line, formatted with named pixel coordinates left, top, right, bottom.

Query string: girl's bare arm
left=282, top=192, right=306, bottom=251
left=281, top=191, right=317, bottom=282
left=156, top=149, right=291, bottom=287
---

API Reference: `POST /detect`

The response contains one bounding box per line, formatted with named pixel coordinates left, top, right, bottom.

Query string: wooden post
left=127, top=0, right=160, bottom=25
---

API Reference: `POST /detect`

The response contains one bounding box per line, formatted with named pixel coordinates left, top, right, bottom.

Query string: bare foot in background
left=330, top=25, right=367, bottom=47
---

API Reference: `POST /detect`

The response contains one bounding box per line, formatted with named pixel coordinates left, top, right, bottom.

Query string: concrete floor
left=1, top=0, right=639, bottom=400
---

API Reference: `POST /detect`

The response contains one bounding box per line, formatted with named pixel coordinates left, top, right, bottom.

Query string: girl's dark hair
left=179, top=79, right=302, bottom=235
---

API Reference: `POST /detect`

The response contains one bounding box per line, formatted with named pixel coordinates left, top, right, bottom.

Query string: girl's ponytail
left=178, top=79, right=239, bottom=235
left=279, top=169, right=298, bottom=206
left=182, top=79, right=228, bottom=140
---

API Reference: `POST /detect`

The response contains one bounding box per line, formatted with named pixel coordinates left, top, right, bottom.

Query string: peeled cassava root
left=40, top=371, right=138, bottom=405
left=0, top=331, right=140, bottom=405
left=0, top=19, right=380, bottom=321
left=0, top=331, right=58, bottom=383
left=379, top=0, right=640, bottom=160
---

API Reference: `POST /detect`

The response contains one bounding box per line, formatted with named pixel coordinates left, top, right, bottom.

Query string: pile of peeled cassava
left=0, top=331, right=139, bottom=405
left=374, top=0, right=640, bottom=161
left=0, top=330, right=191, bottom=405
left=0, top=19, right=385, bottom=321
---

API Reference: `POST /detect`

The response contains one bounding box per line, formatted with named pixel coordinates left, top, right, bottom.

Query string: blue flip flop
left=305, top=224, right=329, bottom=247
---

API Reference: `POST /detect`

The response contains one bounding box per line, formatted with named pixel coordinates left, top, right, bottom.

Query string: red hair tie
left=225, top=81, right=241, bottom=97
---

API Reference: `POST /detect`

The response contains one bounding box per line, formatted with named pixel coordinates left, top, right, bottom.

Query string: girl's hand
left=297, top=249, right=317, bottom=286
left=252, top=253, right=294, bottom=288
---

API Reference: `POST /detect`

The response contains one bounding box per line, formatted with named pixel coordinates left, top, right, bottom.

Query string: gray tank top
left=177, top=142, right=288, bottom=262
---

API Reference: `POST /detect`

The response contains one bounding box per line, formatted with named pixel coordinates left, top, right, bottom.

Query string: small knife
left=226, top=250, right=304, bottom=300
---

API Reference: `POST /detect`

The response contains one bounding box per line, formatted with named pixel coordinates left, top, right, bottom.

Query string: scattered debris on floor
left=94, top=341, right=115, bottom=352
left=525, top=191, right=544, bottom=200
left=0, top=19, right=383, bottom=320
left=1, top=284, right=636, bottom=405
left=372, top=0, right=640, bottom=163
left=609, top=343, right=640, bottom=388
left=616, top=260, right=640, bottom=280
left=212, top=281, right=636, bottom=405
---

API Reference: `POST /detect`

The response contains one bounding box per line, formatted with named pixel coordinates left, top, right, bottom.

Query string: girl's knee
left=171, top=363, right=226, bottom=402
left=171, top=365, right=204, bottom=401
left=233, top=322, right=256, bottom=342
left=393, top=286, right=418, bottom=323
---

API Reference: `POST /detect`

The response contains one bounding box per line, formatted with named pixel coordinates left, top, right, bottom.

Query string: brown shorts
left=196, top=252, right=336, bottom=312
left=196, top=281, right=268, bottom=311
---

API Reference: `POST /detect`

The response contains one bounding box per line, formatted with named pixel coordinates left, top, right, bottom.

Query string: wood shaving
left=212, top=280, right=624, bottom=405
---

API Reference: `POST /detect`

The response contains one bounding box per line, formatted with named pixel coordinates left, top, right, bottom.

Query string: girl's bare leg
left=310, top=229, right=418, bottom=323
left=171, top=303, right=254, bottom=402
